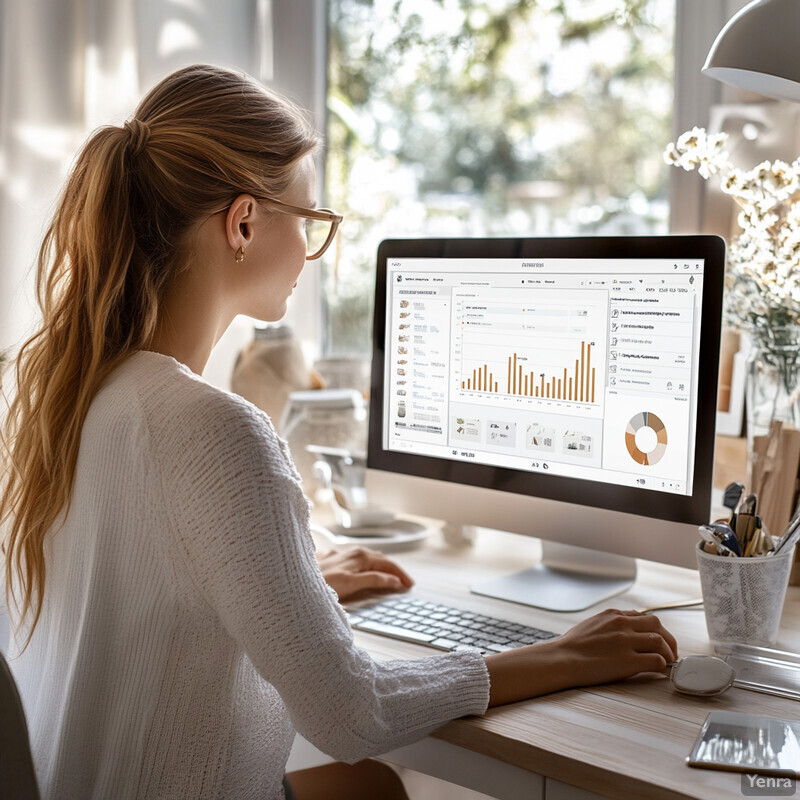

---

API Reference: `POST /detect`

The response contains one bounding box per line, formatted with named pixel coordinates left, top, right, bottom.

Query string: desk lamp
left=702, top=0, right=800, bottom=102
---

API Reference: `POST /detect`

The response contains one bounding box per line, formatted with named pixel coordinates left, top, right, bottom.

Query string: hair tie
left=123, top=118, right=151, bottom=157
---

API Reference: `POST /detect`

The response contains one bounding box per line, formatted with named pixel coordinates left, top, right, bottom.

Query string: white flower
left=666, top=127, right=800, bottom=329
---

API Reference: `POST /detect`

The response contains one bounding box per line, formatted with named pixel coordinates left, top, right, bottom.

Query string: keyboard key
left=354, top=620, right=436, bottom=644
left=430, top=637, right=465, bottom=650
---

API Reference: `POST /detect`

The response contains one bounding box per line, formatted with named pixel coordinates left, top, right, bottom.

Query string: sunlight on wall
left=84, top=46, right=140, bottom=128
left=158, top=19, right=203, bottom=59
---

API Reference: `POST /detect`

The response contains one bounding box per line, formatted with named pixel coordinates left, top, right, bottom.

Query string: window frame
left=273, top=0, right=746, bottom=353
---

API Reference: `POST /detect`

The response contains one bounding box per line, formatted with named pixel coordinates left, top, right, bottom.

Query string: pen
left=772, top=506, right=800, bottom=555
left=723, top=481, right=744, bottom=532
left=735, top=493, right=759, bottom=555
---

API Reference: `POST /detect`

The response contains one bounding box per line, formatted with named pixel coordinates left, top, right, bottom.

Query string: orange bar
left=574, top=360, right=579, bottom=401
left=529, top=372, right=534, bottom=397
left=461, top=380, right=465, bottom=388
left=483, top=364, right=488, bottom=392
left=586, top=344, right=592, bottom=402
left=580, top=342, right=585, bottom=402
left=524, top=375, right=528, bottom=395
left=535, top=387, right=539, bottom=397
left=551, top=376, right=556, bottom=398
left=494, top=380, right=498, bottom=392
left=557, top=378, right=562, bottom=399
left=518, top=365, right=523, bottom=396
left=540, top=374, right=545, bottom=396
left=513, top=353, right=518, bottom=394
left=569, top=377, right=573, bottom=399
left=563, top=368, right=568, bottom=399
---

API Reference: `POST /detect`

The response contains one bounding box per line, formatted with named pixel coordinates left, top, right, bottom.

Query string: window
left=321, top=0, right=677, bottom=354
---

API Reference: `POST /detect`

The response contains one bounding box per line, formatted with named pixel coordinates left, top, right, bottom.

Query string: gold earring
left=235, top=245, right=245, bottom=263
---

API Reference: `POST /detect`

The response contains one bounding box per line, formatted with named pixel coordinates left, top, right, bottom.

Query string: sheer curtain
left=0, top=0, right=324, bottom=390
left=0, top=0, right=139, bottom=359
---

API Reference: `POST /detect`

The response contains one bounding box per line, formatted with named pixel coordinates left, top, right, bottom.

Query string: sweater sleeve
left=150, top=387, right=490, bottom=762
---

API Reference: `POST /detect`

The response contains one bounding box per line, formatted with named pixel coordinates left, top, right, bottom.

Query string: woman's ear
left=225, top=194, right=258, bottom=253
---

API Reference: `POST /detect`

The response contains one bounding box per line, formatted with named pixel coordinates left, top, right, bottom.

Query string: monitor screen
left=366, top=236, right=726, bottom=610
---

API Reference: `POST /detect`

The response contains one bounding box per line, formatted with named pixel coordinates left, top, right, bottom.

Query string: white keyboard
left=347, top=596, right=558, bottom=655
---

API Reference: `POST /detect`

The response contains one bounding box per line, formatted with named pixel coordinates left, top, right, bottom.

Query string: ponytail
left=1, top=64, right=320, bottom=646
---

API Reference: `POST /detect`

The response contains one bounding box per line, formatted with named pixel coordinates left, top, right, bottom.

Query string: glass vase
left=745, top=326, right=800, bottom=454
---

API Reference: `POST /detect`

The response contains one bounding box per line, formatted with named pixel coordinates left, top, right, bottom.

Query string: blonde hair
left=1, top=64, right=320, bottom=645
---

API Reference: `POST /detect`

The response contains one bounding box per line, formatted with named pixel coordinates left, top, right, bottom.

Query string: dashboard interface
left=381, top=255, right=706, bottom=497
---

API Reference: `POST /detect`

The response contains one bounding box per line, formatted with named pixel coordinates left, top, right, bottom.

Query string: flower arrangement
left=664, top=127, right=800, bottom=334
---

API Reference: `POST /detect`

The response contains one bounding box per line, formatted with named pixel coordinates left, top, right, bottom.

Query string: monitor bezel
left=367, top=235, right=726, bottom=526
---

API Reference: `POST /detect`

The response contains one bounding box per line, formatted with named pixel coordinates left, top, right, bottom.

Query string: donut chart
left=625, top=412, right=667, bottom=465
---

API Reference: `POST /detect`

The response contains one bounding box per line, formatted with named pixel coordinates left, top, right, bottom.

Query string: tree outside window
left=323, top=0, right=675, bottom=353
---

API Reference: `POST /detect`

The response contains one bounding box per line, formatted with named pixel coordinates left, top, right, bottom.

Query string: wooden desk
left=328, top=526, right=800, bottom=800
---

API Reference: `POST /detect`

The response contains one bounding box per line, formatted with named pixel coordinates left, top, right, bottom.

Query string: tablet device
left=687, top=710, right=800, bottom=776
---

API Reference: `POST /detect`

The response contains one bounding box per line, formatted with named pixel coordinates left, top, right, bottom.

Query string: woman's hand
left=485, top=608, right=678, bottom=706
left=316, top=547, right=414, bottom=602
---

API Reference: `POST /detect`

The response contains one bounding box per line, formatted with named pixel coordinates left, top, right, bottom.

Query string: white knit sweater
left=9, top=351, right=490, bottom=800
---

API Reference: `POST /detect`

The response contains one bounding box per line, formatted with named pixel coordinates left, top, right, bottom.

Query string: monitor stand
left=470, top=541, right=636, bottom=612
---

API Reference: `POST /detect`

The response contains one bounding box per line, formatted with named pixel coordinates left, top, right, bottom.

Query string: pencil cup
left=696, top=542, right=795, bottom=647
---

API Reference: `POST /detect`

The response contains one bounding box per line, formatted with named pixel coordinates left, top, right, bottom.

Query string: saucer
left=311, top=519, right=429, bottom=550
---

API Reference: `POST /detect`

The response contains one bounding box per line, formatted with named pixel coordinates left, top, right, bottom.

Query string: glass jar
left=279, top=388, right=368, bottom=491
left=745, top=326, right=800, bottom=454
left=230, top=323, right=318, bottom=425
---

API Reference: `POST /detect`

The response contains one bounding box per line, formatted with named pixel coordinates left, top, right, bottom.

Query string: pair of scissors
left=698, top=522, right=742, bottom=557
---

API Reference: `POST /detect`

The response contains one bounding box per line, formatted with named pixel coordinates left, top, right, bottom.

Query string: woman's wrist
left=484, top=639, right=571, bottom=707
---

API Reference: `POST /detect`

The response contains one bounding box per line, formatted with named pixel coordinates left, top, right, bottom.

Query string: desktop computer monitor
left=366, top=235, right=726, bottom=612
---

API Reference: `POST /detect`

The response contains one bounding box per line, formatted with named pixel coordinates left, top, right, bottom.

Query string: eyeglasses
left=257, top=197, right=343, bottom=260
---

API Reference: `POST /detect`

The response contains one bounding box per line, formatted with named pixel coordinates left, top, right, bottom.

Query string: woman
left=0, top=64, right=677, bottom=800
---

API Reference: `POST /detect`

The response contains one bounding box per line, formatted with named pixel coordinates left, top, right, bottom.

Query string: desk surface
left=338, top=523, right=800, bottom=800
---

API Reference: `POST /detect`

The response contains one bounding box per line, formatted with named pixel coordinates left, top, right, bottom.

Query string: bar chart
left=460, top=341, right=596, bottom=402
left=453, top=289, right=605, bottom=406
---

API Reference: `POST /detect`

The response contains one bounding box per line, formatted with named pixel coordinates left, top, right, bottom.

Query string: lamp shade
left=702, top=0, right=800, bottom=102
